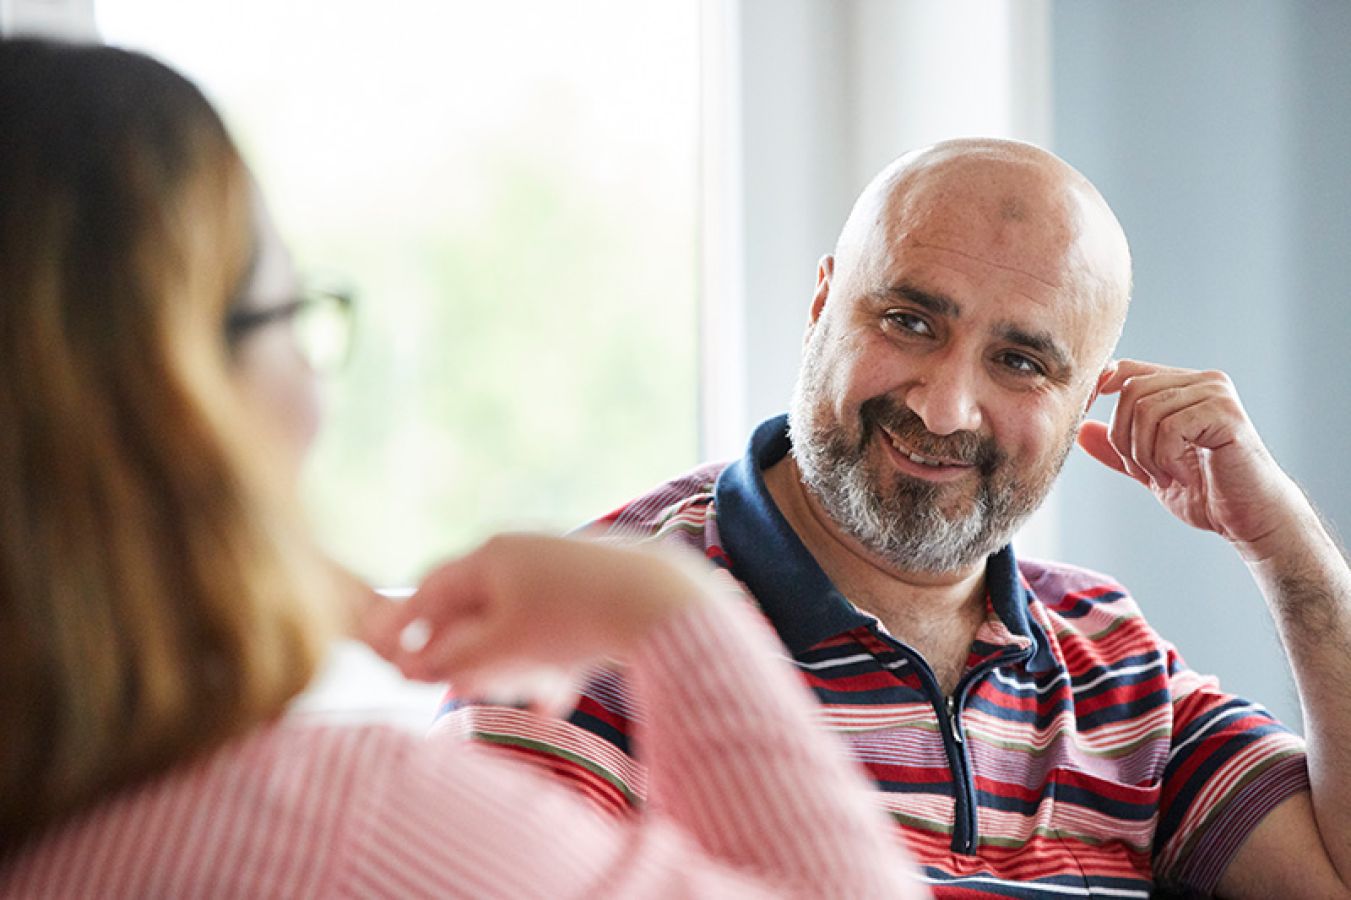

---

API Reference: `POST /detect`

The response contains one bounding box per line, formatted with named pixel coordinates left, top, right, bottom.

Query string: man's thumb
left=1077, top=420, right=1130, bottom=476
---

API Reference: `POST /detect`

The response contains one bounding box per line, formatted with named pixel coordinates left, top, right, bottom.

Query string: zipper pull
left=946, top=695, right=963, bottom=744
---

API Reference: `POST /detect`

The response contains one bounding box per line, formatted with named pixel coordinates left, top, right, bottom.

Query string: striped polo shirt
left=438, top=415, right=1309, bottom=898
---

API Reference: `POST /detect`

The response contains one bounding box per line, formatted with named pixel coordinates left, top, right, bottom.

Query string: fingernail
left=399, top=619, right=432, bottom=653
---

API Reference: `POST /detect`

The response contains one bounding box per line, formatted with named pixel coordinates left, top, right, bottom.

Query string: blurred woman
left=0, top=39, right=922, bottom=897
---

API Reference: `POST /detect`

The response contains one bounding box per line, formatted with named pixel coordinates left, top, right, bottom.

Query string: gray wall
left=1050, top=0, right=1351, bottom=731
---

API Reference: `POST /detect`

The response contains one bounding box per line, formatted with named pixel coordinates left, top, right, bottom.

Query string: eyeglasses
left=225, top=284, right=355, bottom=373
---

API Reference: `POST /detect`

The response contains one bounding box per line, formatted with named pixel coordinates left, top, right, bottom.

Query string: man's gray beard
left=788, top=389, right=1075, bottom=575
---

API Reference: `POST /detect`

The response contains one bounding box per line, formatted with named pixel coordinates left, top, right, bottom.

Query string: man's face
left=789, top=163, right=1119, bottom=575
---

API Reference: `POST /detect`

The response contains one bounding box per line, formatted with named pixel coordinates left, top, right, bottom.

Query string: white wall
left=0, top=0, right=96, bottom=39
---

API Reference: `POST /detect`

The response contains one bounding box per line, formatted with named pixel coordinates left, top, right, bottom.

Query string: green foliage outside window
left=100, top=0, right=700, bottom=586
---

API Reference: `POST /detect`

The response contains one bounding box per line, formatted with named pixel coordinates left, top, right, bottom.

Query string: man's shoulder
left=1017, top=555, right=1147, bottom=627
left=587, top=460, right=731, bottom=546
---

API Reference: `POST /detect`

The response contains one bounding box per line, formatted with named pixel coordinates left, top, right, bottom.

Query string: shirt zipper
left=884, top=642, right=1030, bottom=856
left=877, top=645, right=978, bottom=855
left=945, top=648, right=1033, bottom=855
left=936, top=682, right=975, bottom=855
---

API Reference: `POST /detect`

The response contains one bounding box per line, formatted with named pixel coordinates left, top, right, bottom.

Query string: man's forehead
left=889, top=230, right=1071, bottom=297
left=875, top=179, right=1122, bottom=323
left=885, top=176, right=1080, bottom=272
left=847, top=144, right=1120, bottom=277
left=833, top=141, right=1131, bottom=361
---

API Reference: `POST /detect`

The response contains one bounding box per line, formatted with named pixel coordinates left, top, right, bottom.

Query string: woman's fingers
left=396, top=613, right=497, bottom=682
left=353, top=591, right=409, bottom=662
left=364, top=533, right=717, bottom=700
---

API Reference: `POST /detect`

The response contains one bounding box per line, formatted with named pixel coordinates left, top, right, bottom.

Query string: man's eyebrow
left=883, top=284, right=960, bottom=318
left=997, top=323, right=1071, bottom=371
left=882, top=284, right=1074, bottom=371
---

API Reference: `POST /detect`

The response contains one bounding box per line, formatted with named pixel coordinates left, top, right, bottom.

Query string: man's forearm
left=1246, top=501, right=1351, bottom=886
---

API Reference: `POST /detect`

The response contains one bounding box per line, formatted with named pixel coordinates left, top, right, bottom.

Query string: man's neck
left=761, top=454, right=989, bottom=656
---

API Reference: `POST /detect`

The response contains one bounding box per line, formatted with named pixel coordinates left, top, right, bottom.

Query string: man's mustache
left=858, top=396, right=1004, bottom=476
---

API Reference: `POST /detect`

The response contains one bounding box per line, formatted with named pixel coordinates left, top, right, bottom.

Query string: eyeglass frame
left=224, top=284, right=356, bottom=371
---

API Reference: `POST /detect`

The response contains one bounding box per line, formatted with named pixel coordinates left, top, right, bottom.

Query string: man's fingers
left=1107, top=378, right=1143, bottom=479
left=1106, top=366, right=1207, bottom=482
left=1129, top=383, right=1209, bottom=486
left=1078, top=421, right=1140, bottom=481
left=1152, top=398, right=1241, bottom=484
left=1097, top=358, right=1164, bottom=395
left=1144, top=391, right=1225, bottom=487
left=1108, top=369, right=1243, bottom=488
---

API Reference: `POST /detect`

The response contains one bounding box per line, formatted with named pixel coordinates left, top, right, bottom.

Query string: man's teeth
left=887, top=433, right=950, bottom=467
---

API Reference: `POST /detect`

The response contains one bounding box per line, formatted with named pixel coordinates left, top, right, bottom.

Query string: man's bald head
left=786, top=140, right=1136, bottom=574
left=832, top=138, right=1132, bottom=366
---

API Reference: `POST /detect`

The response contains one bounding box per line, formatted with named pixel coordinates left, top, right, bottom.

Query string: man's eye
left=886, top=311, right=932, bottom=336
left=998, top=351, right=1043, bottom=375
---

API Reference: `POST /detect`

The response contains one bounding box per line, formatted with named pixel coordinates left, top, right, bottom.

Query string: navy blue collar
left=713, top=414, right=1053, bottom=671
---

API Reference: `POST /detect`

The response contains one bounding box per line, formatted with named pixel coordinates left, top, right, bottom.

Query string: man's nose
left=904, top=358, right=984, bottom=436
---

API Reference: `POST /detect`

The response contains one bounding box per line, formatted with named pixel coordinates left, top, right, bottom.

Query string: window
left=98, top=0, right=701, bottom=586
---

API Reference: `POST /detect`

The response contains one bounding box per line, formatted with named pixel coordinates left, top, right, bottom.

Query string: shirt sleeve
left=430, top=497, right=725, bottom=819
left=1152, top=641, right=1310, bottom=894
left=433, top=664, right=645, bottom=818
left=349, top=597, right=921, bottom=899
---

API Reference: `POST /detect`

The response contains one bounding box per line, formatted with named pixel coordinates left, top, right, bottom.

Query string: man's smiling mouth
left=882, top=428, right=977, bottom=470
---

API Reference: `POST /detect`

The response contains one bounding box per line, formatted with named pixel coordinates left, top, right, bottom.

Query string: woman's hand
left=357, top=533, right=719, bottom=708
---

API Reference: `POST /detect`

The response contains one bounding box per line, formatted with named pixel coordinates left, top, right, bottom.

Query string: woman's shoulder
left=0, top=719, right=437, bottom=898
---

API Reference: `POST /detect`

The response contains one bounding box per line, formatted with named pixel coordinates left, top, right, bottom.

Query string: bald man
left=440, top=140, right=1351, bottom=898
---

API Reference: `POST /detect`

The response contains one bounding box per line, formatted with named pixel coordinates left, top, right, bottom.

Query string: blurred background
left=4, top=0, right=1348, bottom=732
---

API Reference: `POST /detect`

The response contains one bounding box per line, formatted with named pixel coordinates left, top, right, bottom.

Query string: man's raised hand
left=1077, top=358, right=1309, bottom=562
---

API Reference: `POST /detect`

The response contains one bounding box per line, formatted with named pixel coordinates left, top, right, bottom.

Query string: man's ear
left=807, top=255, right=834, bottom=333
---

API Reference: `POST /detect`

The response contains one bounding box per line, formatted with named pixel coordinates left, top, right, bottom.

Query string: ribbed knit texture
left=0, top=599, right=921, bottom=898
